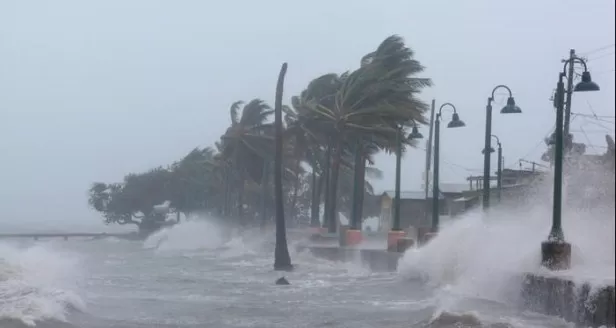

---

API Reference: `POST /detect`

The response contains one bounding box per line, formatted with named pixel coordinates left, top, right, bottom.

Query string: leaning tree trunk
left=273, top=63, right=293, bottom=271
left=309, top=164, right=321, bottom=227
left=222, top=168, right=230, bottom=216
left=326, top=137, right=343, bottom=233
left=236, top=156, right=246, bottom=226
left=357, top=157, right=366, bottom=223
left=289, top=157, right=302, bottom=227
left=350, top=142, right=367, bottom=231
left=322, top=144, right=332, bottom=230
left=260, top=160, right=270, bottom=230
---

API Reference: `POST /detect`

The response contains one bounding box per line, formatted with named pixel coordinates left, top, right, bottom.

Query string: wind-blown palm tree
left=304, top=35, right=432, bottom=233
left=287, top=73, right=346, bottom=230
left=220, top=99, right=274, bottom=223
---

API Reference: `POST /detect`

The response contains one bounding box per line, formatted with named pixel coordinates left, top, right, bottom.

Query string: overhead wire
left=590, top=69, right=615, bottom=76
left=415, top=145, right=482, bottom=173
left=578, top=44, right=615, bottom=57
left=571, top=129, right=616, bottom=134
left=573, top=114, right=615, bottom=129
left=515, top=121, right=557, bottom=167
left=579, top=126, right=598, bottom=152
left=571, top=112, right=615, bottom=119
left=588, top=52, right=615, bottom=62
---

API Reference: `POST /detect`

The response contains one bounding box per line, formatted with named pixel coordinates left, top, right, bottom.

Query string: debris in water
left=275, top=277, right=290, bottom=285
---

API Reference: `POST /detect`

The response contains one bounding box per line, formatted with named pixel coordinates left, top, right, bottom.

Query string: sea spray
left=143, top=216, right=278, bottom=257
left=397, top=163, right=614, bottom=322
left=0, top=242, right=85, bottom=326
left=143, top=219, right=228, bottom=251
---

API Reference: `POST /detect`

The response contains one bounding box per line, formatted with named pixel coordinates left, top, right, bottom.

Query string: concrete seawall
left=521, top=273, right=615, bottom=327
left=0, top=232, right=141, bottom=240
left=295, top=245, right=402, bottom=272
left=298, top=243, right=615, bottom=327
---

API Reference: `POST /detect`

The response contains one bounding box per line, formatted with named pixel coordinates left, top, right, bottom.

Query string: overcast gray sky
left=1, top=0, right=614, bottom=231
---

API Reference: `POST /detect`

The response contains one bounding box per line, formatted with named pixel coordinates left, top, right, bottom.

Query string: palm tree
left=220, top=99, right=274, bottom=224
left=274, top=63, right=293, bottom=271
left=283, top=106, right=310, bottom=226
left=303, top=35, right=432, bottom=233
left=287, top=73, right=347, bottom=231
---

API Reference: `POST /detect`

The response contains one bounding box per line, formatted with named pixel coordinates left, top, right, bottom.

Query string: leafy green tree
left=88, top=168, right=175, bottom=236
left=167, top=147, right=217, bottom=217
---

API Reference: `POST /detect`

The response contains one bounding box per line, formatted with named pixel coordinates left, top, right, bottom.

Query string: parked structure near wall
left=375, top=154, right=613, bottom=235
left=377, top=183, right=467, bottom=233
left=464, top=168, right=548, bottom=207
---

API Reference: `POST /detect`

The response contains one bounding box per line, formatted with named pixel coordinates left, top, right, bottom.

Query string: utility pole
left=563, top=49, right=576, bottom=146
left=424, top=99, right=436, bottom=222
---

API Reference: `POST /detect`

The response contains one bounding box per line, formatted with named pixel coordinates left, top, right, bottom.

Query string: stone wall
left=295, top=245, right=401, bottom=272
left=521, top=274, right=615, bottom=327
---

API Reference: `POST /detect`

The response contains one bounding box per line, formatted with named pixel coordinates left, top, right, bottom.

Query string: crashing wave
left=0, top=243, right=85, bottom=327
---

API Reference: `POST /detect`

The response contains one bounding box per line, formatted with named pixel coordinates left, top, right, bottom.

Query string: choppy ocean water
left=1, top=214, right=613, bottom=328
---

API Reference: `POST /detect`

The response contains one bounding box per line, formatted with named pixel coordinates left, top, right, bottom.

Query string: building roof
left=439, top=183, right=468, bottom=194
left=382, top=190, right=444, bottom=200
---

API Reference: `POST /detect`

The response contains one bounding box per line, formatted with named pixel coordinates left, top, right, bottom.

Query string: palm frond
left=229, top=101, right=243, bottom=126
left=240, top=99, right=272, bottom=126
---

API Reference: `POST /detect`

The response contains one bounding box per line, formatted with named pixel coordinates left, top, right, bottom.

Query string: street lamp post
left=426, top=103, right=465, bottom=242
left=482, top=86, right=521, bottom=210
left=388, top=125, right=423, bottom=251
left=542, top=55, right=600, bottom=271
left=483, top=135, right=503, bottom=203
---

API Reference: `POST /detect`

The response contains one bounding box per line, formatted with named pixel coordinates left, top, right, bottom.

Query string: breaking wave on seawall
left=142, top=218, right=275, bottom=257
left=397, top=193, right=614, bottom=327
left=0, top=242, right=85, bottom=328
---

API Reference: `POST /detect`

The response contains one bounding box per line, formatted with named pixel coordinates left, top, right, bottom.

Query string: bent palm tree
left=220, top=99, right=274, bottom=223
left=305, top=35, right=432, bottom=233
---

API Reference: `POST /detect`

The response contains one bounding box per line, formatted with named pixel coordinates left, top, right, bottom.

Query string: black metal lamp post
left=483, top=135, right=503, bottom=203
left=482, top=86, right=521, bottom=210
left=431, top=103, right=465, bottom=234
left=391, top=125, right=424, bottom=232
left=542, top=55, right=599, bottom=270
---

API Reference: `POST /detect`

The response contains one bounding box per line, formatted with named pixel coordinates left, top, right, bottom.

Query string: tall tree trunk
left=289, top=157, right=302, bottom=226
left=222, top=169, right=230, bottom=216
left=236, top=153, right=245, bottom=225
left=273, top=63, right=292, bottom=271
left=350, top=141, right=365, bottom=230
left=358, top=171, right=366, bottom=223
left=309, top=165, right=320, bottom=227
left=322, top=144, right=332, bottom=230
left=356, top=153, right=367, bottom=228
left=261, top=160, right=270, bottom=230
left=326, top=137, right=343, bottom=233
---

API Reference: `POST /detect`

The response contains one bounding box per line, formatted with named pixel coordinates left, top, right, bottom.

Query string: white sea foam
left=398, top=164, right=615, bottom=320
left=0, top=242, right=85, bottom=326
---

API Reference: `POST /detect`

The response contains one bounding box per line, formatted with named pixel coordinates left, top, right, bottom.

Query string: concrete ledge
left=0, top=232, right=141, bottom=240
left=521, top=273, right=615, bottom=327
left=296, top=245, right=402, bottom=272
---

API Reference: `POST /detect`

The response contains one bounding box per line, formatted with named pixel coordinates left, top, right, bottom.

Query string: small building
left=466, top=168, right=543, bottom=191
left=377, top=183, right=468, bottom=233
left=463, top=168, right=548, bottom=207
